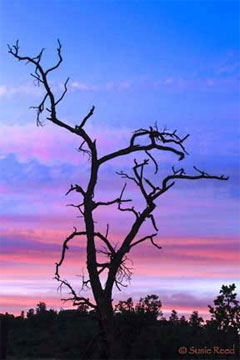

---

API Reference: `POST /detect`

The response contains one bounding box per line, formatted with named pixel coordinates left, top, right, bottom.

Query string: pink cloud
left=0, top=123, right=132, bottom=165
left=1, top=227, right=238, bottom=281
left=0, top=294, right=210, bottom=318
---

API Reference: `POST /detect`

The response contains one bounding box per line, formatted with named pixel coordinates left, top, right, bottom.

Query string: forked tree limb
left=56, top=276, right=96, bottom=308
left=130, top=233, right=159, bottom=249
left=152, top=166, right=229, bottom=200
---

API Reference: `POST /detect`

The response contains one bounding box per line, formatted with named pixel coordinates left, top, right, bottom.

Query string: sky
left=0, top=0, right=239, bottom=318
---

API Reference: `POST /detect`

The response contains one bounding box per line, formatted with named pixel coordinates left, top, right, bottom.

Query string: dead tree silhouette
left=9, top=40, right=228, bottom=359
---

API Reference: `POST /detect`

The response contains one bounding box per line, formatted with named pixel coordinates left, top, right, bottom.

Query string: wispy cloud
left=216, top=59, right=240, bottom=76
left=1, top=66, right=238, bottom=102
left=0, top=83, right=43, bottom=97
left=71, top=80, right=132, bottom=91
left=70, top=75, right=239, bottom=94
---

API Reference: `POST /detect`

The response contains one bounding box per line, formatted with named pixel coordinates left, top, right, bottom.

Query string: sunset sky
left=0, top=0, right=239, bottom=318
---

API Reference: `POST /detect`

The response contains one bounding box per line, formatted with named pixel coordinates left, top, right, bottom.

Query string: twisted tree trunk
left=98, top=301, right=123, bottom=359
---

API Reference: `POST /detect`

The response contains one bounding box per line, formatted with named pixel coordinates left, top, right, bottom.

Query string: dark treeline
left=1, top=284, right=239, bottom=359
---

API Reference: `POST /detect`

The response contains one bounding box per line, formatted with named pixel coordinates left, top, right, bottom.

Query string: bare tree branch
left=133, top=158, right=149, bottom=202
left=45, top=39, right=63, bottom=75
left=105, top=223, right=109, bottom=239
left=115, top=255, right=133, bottom=290
left=152, top=166, right=229, bottom=201
left=65, top=184, right=86, bottom=197
left=145, top=150, right=158, bottom=174
left=148, top=214, right=159, bottom=232
left=55, top=228, right=87, bottom=280
left=99, top=141, right=186, bottom=165
left=116, top=171, right=138, bottom=185
left=130, top=233, right=159, bottom=249
left=78, top=105, right=95, bottom=128
left=66, top=202, right=84, bottom=217
left=116, top=183, right=139, bottom=218
left=56, top=276, right=96, bottom=308
left=29, top=93, right=48, bottom=126
left=93, top=183, right=132, bottom=209
left=94, top=232, right=116, bottom=255
left=55, top=77, right=70, bottom=106
left=77, top=140, right=92, bottom=160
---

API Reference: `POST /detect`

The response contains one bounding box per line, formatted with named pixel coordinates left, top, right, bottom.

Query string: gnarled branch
left=55, top=228, right=87, bottom=280
left=130, top=233, right=160, bottom=249
left=152, top=166, right=229, bottom=201
left=56, top=276, right=96, bottom=308
left=8, top=40, right=96, bottom=152
left=65, top=184, right=86, bottom=197
left=93, top=183, right=132, bottom=209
